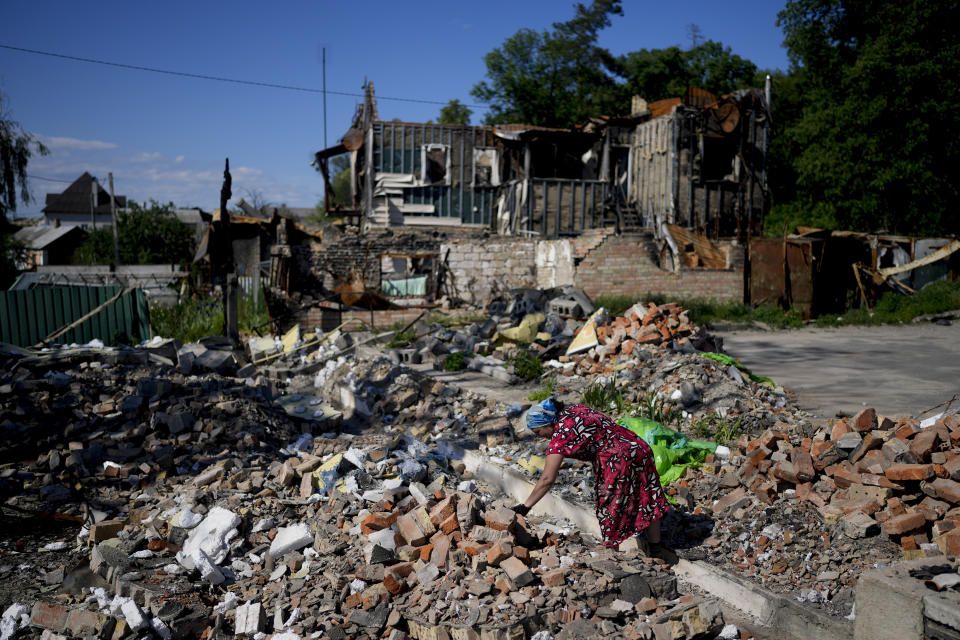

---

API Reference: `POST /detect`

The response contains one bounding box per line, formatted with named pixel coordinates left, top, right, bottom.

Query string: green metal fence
left=0, top=286, right=150, bottom=347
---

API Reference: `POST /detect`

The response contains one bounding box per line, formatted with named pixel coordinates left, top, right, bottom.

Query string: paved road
left=716, top=322, right=960, bottom=420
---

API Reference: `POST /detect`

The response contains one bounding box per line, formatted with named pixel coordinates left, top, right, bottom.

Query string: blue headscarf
left=525, top=397, right=558, bottom=429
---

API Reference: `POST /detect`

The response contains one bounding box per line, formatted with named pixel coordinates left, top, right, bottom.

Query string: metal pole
left=108, top=173, right=120, bottom=267
left=322, top=47, right=328, bottom=150
left=90, top=177, right=97, bottom=230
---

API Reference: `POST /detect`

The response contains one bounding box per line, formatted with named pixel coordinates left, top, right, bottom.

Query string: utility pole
left=90, top=176, right=97, bottom=230
left=219, top=158, right=239, bottom=344
left=323, top=47, right=328, bottom=150
left=108, top=173, right=120, bottom=268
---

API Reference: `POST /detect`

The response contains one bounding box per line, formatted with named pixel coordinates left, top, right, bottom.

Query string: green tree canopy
left=471, top=0, right=624, bottom=127
left=438, top=100, right=472, bottom=125
left=1, top=94, right=48, bottom=286
left=617, top=40, right=758, bottom=103
left=772, top=0, right=960, bottom=235
left=74, top=200, right=194, bottom=265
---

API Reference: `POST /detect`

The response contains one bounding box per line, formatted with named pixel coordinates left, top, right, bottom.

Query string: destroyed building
left=265, top=82, right=771, bottom=330
left=315, top=83, right=770, bottom=241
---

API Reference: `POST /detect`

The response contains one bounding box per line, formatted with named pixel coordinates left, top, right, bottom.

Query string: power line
left=0, top=44, right=487, bottom=109
left=28, top=174, right=73, bottom=183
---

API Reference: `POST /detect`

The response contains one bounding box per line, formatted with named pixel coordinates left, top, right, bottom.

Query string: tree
left=311, top=155, right=352, bottom=222
left=74, top=200, right=194, bottom=265
left=438, top=100, right=472, bottom=125
left=773, top=0, right=960, bottom=235
left=471, top=1, right=624, bottom=127
left=617, top=41, right=758, bottom=102
left=1, top=94, right=48, bottom=286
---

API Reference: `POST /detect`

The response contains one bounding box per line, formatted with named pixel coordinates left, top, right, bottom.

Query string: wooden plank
left=878, top=239, right=960, bottom=277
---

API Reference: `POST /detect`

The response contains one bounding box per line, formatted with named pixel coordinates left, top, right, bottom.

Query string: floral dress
left=546, top=404, right=669, bottom=547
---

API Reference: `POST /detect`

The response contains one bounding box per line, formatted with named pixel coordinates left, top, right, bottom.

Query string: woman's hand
left=517, top=453, right=564, bottom=512
left=510, top=504, right=530, bottom=516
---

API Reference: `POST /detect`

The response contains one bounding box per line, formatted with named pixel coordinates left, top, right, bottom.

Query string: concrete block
left=269, top=523, right=313, bottom=557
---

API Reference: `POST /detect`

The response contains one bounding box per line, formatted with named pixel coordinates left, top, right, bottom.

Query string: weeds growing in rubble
left=386, top=329, right=416, bottom=348
left=636, top=390, right=679, bottom=427
left=813, top=279, right=960, bottom=327
left=527, top=376, right=557, bottom=402
left=150, top=291, right=270, bottom=343
left=690, top=412, right=743, bottom=444
left=443, top=350, right=470, bottom=371
left=510, top=349, right=544, bottom=381
left=583, top=379, right=631, bottom=415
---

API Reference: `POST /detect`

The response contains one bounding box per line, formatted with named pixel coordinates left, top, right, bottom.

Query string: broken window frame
left=472, top=147, right=501, bottom=187
left=420, top=144, right=451, bottom=186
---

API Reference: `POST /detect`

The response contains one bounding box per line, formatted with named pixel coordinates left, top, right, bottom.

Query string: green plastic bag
left=619, top=417, right=718, bottom=486
left=698, top=351, right=776, bottom=388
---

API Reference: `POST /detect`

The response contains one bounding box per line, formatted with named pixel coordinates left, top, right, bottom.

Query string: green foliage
left=386, top=329, right=416, bottom=348
left=74, top=200, right=194, bottom=265
left=771, top=0, right=960, bottom=236
left=814, top=279, right=960, bottom=327
left=636, top=390, right=679, bottom=427
left=438, top=100, right=472, bottom=125
left=617, top=40, right=758, bottom=102
left=150, top=291, right=269, bottom=343
left=690, top=412, right=743, bottom=444
left=311, top=155, right=352, bottom=222
left=471, top=1, right=624, bottom=127
left=443, top=351, right=470, bottom=372
left=0, top=94, right=48, bottom=219
left=510, top=348, right=544, bottom=381
left=527, top=376, right=557, bottom=402
left=583, top=378, right=630, bottom=415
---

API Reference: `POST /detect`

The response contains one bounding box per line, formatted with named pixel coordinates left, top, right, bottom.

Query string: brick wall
left=575, top=232, right=745, bottom=302
left=440, top=237, right=538, bottom=306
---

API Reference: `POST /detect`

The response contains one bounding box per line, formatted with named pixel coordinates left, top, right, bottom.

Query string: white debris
left=268, top=523, right=313, bottom=557
left=42, top=541, right=69, bottom=551
left=192, top=548, right=225, bottom=585
left=530, top=632, right=553, bottom=640
left=350, top=579, right=367, bottom=595
left=163, top=563, right=185, bottom=575
left=251, top=518, right=275, bottom=533
left=213, top=591, right=239, bottom=614
left=131, top=550, right=154, bottom=559
left=151, top=617, right=173, bottom=640
left=1, top=603, right=30, bottom=640
left=121, top=599, right=148, bottom=631
left=457, top=480, right=477, bottom=493
left=176, top=508, right=203, bottom=528
left=718, top=624, right=740, bottom=639
left=714, top=445, right=731, bottom=461
left=343, top=447, right=367, bottom=469
left=180, top=506, right=241, bottom=565
left=367, top=528, right=397, bottom=551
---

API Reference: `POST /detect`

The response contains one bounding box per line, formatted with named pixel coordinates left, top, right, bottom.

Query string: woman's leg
left=646, top=518, right=661, bottom=544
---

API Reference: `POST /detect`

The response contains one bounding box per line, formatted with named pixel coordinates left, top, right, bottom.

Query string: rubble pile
left=0, top=341, right=735, bottom=640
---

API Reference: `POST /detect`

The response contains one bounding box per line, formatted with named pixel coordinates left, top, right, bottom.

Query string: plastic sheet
left=618, top=417, right=717, bottom=486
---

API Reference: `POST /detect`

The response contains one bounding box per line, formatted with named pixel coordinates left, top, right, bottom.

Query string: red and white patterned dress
left=546, top=403, right=669, bottom=547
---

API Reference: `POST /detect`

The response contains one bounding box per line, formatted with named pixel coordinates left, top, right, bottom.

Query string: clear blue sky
left=1, top=1, right=790, bottom=217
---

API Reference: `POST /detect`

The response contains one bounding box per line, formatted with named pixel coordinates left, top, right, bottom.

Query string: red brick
left=932, top=478, right=960, bottom=505
left=429, top=496, right=457, bottom=526
left=831, top=421, right=851, bottom=440
left=895, top=422, right=921, bottom=440
left=438, top=513, right=460, bottom=535
left=484, top=507, right=516, bottom=532
left=361, top=511, right=398, bottom=535
left=791, top=450, right=816, bottom=482
left=501, top=556, right=534, bottom=587
left=832, top=466, right=863, bottom=488
left=909, top=430, right=940, bottom=461
left=541, top=570, right=564, bottom=587
left=486, top=540, right=513, bottom=566
left=30, top=601, right=69, bottom=631
left=752, top=482, right=777, bottom=504
left=852, top=408, right=877, bottom=432
left=885, top=463, right=935, bottom=482
left=935, top=528, right=960, bottom=557
left=881, top=511, right=926, bottom=535
left=429, top=535, right=451, bottom=569
left=383, top=572, right=406, bottom=595
left=849, top=434, right=883, bottom=463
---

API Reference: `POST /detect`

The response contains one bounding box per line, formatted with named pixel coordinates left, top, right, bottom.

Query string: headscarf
left=525, top=397, right=558, bottom=430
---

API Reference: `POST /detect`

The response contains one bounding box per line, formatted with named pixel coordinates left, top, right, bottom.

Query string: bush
left=443, top=351, right=470, bottom=371
left=387, top=329, right=416, bottom=348
left=583, top=379, right=630, bottom=416
left=511, top=349, right=543, bottom=381
left=150, top=290, right=269, bottom=343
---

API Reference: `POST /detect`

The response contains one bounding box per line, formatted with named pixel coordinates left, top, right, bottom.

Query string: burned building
left=314, top=81, right=771, bottom=242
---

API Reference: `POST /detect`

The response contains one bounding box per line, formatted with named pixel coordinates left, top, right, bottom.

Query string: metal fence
left=0, top=286, right=150, bottom=347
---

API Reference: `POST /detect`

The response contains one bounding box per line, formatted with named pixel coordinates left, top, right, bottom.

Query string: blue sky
left=1, top=1, right=790, bottom=217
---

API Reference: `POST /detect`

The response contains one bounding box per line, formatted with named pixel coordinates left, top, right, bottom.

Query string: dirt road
left=717, top=321, right=960, bottom=419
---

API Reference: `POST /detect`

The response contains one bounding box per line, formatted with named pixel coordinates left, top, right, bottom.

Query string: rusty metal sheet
left=749, top=238, right=816, bottom=318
